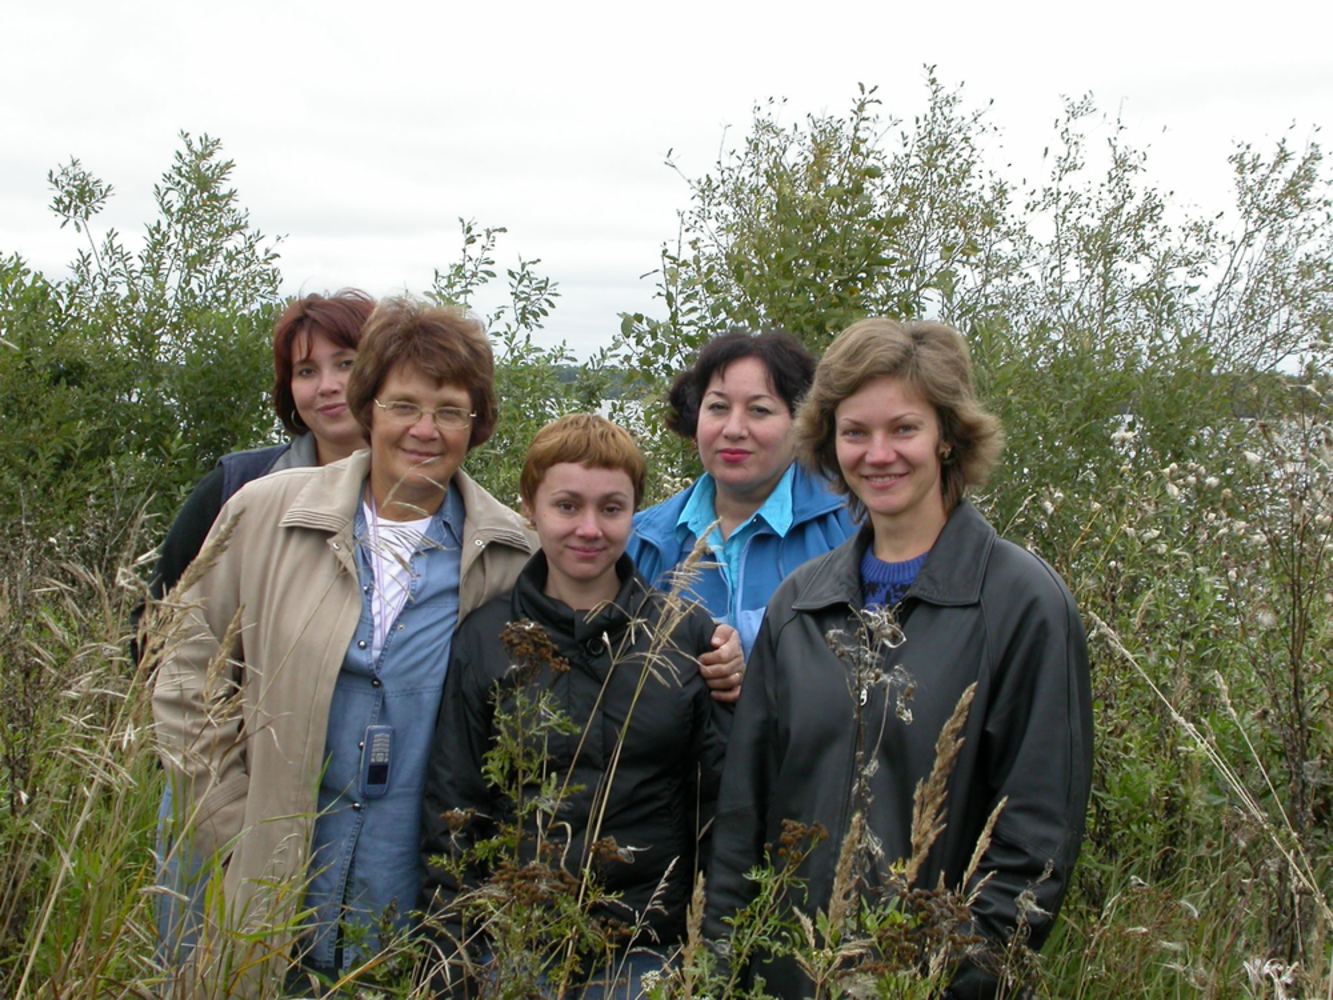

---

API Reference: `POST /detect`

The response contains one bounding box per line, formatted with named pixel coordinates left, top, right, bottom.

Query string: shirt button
left=474, top=539, right=484, bottom=547
left=351, top=802, right=363, bottom=811
left=371, top=677, right=382, bottom=688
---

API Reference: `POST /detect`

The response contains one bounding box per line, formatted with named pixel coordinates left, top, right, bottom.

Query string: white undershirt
left=361, top=500, right=432, bottom=661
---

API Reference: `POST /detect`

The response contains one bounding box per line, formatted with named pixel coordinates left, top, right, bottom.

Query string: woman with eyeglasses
left=152, top=298, right=536, bottom=993
left=148, top=288, right=374, bottom=966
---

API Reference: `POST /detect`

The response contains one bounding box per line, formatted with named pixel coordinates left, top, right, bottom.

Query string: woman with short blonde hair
left=422, top=413, right=725, bottom=995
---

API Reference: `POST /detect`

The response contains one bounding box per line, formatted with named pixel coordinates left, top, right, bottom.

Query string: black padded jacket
left=420, top=552, right=729, bottom=957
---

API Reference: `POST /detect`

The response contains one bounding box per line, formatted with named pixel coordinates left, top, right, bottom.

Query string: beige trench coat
left=151, top=450, right=533, bottom=994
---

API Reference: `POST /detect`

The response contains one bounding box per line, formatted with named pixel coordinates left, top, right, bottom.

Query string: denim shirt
left=304, top=482, right=465, bottom=970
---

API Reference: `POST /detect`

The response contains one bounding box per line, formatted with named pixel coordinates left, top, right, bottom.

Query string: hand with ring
left=698, top=623, right=744, bottom=703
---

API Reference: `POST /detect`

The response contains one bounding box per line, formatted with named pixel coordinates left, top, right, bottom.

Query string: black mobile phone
left=359, top=724, right=393, bottom=799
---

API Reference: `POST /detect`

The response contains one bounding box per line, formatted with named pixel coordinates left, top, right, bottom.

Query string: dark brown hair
left=346, top=297, right=498, bottom=450
left=272, top=289, right=376, bottom=434
left=665, top=329, right=817, bottom=439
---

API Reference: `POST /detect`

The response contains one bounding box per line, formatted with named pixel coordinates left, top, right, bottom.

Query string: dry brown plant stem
left=904, top=682, right=978, bottom=887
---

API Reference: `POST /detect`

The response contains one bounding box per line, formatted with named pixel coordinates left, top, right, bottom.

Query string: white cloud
left=4, top=0, right=1330, bottom=357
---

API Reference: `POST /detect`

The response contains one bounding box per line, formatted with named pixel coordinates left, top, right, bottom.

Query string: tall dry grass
left=3, top=413, right=1332, bottom=998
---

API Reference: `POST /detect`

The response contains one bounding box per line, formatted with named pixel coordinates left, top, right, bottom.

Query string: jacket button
left=474, top=539, right=484, bottom=547
left=371, top=677, right=382, bottom=688
left=351, top=802, right=363, bottom=811
left=584, top=638, right=605, bottom=656
left=357, top=640, right=367, bottom=650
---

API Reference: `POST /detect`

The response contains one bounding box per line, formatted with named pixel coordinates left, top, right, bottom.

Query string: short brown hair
left=346, top=297, right=498, bottom=450
left=796, top=318, right=1003, bottom=517
left=272, top=289, right=376, bottom=434
left=520, top=414, right=647, bottom=509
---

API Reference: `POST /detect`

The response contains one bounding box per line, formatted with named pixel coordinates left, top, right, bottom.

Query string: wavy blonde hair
left=795, top=318, right=1003, bottom=519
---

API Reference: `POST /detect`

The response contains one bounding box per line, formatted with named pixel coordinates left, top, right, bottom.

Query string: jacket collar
left=792, top=500, right=996, bottom=612
left=512, top=552, right=645, bottom=644
left=279, top=450, right=369, bottom=534
left=454, top=467, right=534, bottom=551
left=283, top=432, right=319, bottom=468
left=788, top=463, right=853, bottom=522
left=277, top=449, right=533, bottom=551
left=635, top=462, right=847, bottom=553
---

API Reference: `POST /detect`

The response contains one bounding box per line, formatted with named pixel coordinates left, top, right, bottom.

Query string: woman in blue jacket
left=626, top=330, right=856, bottom=677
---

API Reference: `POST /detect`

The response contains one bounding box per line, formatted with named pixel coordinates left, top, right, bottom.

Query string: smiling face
left=368, top=365, right=472, bottom=520
left=695, top=356, right=796, bottom=511
left=524, top=462, right=635, bottom=610
left=290, top=328, right=364, bottom=464
left=835, top=376, right=948, bottom=559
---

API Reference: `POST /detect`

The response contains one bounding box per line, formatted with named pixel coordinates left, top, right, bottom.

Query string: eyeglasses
left=374, top=398, right=475, bottom=431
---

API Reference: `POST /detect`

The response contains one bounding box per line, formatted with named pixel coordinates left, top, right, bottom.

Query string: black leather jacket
left=704, top=501, right=1093, bottom=999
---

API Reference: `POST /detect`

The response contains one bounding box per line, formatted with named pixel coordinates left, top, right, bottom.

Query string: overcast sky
left=3, top=0, right=1330, bottom=358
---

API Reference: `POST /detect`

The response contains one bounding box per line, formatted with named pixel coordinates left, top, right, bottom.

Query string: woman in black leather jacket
left=704, top=319, right=1093, bottom=1000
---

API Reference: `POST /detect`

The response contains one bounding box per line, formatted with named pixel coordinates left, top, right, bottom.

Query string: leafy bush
left=0, top=135, right=280, bottom=574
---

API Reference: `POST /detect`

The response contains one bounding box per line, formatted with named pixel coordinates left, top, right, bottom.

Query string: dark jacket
left=150, top=441, right=300, bottom=600
left=627, top=464, right=856, bottom=653
left=420, top=552, right=729, bottom=954
left=704, top=501, right=1093, bottom=999
left=136, top=441, right=307, bottom=668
